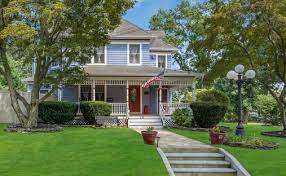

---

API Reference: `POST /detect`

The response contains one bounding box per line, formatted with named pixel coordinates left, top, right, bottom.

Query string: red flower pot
left=209, top=131, right=226, bottom=144
left=141, top=131, right=158, bottom=145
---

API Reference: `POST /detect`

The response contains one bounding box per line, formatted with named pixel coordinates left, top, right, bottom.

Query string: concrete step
left=169, top=160, right=231, bottom=168
left=161, top=147, right=219, bottom=153
left=165, top=153, right=225, bottom=161
left=128, top=122, right=162, bottom=126
left=128, top=119, right=162, bottom=123
left=129, top=125, right=163, bottom=129
left=173, top=168, right=236, bottom=176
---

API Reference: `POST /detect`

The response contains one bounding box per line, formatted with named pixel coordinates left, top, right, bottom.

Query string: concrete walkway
left=134, top=129, right=214, bottom=149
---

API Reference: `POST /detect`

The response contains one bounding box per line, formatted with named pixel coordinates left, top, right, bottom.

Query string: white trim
left=156, top=54, right=168, bottom=69
left=127, top=43, right=142, bottom=66
left=110, top=41, right=149, bottom=44
left=140, top=85, right=143, bottom=114
left=156, top=87, right=168, bottom=114
left=87, top=45, right=107, bottom=65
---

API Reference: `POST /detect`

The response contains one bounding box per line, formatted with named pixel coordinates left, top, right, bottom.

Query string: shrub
left=80, top=101, right=112, bottom=123
left=255, top=95, right=280, bottom=125
left=172, top=108, right=193, bottom=127
left=190, top=102, right=227, bottom=128
left=39, top=101, right=77, bottom=124
left=187, top=89, right=230, bottom=108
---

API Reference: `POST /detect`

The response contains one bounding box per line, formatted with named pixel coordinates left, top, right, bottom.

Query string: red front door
left=129, top=85, right=141, bottom=113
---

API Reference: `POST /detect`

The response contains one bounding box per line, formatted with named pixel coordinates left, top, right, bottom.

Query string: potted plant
left=209, top=126, right=226, bottom=144
left=141, top=127, right=158, bottom=145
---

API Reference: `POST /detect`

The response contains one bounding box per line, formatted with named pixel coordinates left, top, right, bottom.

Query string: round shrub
left=39, top=101, right=77, bottom=124
left=173, top=108, right=193, bottom=127
left=80, top=101, right=112, bottom=124
left=187, top=89, right=230, bottom=108
left=255, top=95, right=280, bottom=125
left=190, top=102, right=227, bottom=128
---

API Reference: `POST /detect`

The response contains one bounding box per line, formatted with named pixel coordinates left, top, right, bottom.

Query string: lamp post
left=226, top=64, right=256, bottom=136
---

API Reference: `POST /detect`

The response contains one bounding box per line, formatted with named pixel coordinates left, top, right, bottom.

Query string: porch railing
left=160, top=103, right=190, bottom=116
left=111, top=103, right=128, bottom=116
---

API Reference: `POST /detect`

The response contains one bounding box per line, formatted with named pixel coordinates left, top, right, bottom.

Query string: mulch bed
left=261, top=131, right=286, bottom=138
left=5, top=123, right=63, bottom=133
left=224, top=141, right=280, bottom=150
left=173, top=126, right=231, bottom=133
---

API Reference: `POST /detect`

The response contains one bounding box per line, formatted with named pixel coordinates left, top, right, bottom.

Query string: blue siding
left=150, top=86, right=158, bottom=114
left=62, top=86, right=78, bottom=102
left=167, top=55, right=172, bottom=69
left=107, top=44, right=127, bottom=65
left=142, top=44, right=156, bottom=66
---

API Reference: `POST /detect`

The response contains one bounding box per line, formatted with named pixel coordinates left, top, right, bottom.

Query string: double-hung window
left=158, top=55, right=166, bottom=68
left=93, top=46, right=105, bottom=64
left=129, top=44, right=141, bottom=64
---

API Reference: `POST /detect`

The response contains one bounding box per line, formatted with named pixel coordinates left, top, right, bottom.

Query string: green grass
left=170, top=123, right=286, bottom=176
left=0, top=124, right=168, bottom=176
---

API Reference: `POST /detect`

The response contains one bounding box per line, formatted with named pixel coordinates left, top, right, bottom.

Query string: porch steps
left=128, top=116, right=163, bottom=129
left=163, top=148, right=237, bottom=176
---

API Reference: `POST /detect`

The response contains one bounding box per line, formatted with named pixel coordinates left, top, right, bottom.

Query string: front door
left=129, top=85, right=141, bottom=113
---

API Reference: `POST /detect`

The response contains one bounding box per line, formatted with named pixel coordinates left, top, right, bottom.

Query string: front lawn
left=0, top=124, right=167, bottom=176
left=170, top=123, right=286, bottom=176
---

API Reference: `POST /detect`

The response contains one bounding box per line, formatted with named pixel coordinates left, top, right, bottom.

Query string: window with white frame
left=158, top=55, right=166, bottom=68
left=95, top=85, right=105, bottom=101
left=129, top=44, right=141, bottom=64
left=93, top=46, right=105, bottom=64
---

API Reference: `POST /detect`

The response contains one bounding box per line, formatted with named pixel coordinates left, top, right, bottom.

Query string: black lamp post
left=227, top=64, right=256, bottom=136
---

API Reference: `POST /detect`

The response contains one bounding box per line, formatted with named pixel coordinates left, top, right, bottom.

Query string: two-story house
left=25, top=20, right=201, bottom=127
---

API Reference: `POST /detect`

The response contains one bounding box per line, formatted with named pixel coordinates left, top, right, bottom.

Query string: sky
left=124, top=0, right=203, bottom=29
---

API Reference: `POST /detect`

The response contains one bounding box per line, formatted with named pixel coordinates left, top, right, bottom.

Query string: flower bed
left=261, top=131, right=286, bottom=138
left=5, top=123, right=63, bottom=133
left=224, top=134, right=279, bottom=150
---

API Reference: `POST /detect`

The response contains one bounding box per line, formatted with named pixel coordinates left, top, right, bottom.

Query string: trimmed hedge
left=39, top=101, right=77, bottom=124
left=190, top=102, right=227, bottom=128
left=173, top=108, right=193, bottom=127
left=80, top=101, right=112, bottom=124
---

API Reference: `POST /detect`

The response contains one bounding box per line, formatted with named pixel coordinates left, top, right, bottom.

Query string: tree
left=0, top=0, right=134, bottom=128
left=150, top=0, right=286, bottom=132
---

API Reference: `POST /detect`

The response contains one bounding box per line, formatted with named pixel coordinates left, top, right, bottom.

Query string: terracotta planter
left=141, top=131, right=158, bottom=145
left=209, top=131, right=226, bottom=144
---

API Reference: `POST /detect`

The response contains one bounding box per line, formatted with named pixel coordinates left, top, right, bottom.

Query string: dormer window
left=93, top=46, right=105, bottom=64
left=129, top=44, right=141, bottom=64
left=158, top=55, right=166, bottom=68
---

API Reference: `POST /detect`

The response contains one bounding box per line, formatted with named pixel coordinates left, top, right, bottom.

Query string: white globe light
left=235, top=64, right=245, bottom=73
left=227, top=70, right=237, bottom=80
left=245, top=70, right=256, bottom=79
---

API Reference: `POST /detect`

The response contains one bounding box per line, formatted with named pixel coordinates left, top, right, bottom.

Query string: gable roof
left=109, top=20, right=153, bottom=39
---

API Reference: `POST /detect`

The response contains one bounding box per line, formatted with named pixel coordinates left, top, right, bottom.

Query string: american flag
left=142, top=69, right=165, bottom=88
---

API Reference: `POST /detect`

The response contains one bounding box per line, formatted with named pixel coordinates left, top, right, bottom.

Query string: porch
left=57, top=65, right=200, bottom=118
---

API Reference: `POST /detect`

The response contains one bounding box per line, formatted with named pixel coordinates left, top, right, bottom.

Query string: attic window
left=129, top=44, right=141, bottom=64
left=158, top=55, right=166, bottom=68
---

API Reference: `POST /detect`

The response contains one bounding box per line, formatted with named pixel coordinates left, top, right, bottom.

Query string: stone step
left=169, top=160, right=231, bottom=168
left=165, top=153, right=225, bottom=161
left=161, top=147, right=219, bottom=153
left=173, top=168, right=237, bottom=176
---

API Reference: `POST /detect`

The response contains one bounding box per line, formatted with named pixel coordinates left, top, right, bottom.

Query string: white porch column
left=159, top=81, right=162, bottom=115
left=192, top=80, right=197, bottom=102
left=126, top=80, right=129, bottom=118
left=78, top=84, right=81, bottom=102
left=57, top=86, right=62, bottom=101
left=92, top=80, right=95, bottom=101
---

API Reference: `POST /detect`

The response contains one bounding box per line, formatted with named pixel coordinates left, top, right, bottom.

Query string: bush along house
left=25, top=20, right=202, bottom=128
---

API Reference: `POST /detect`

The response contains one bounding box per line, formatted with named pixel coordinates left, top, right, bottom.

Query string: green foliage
left=172, top=108, right=193, bottom=127
left=39, top=101, right=77, bottom=124
left=255, top=95, right=280, bottom=125
left=190, top=102, right=227, bottom=128
left=80, top=101, right=112, bottom=124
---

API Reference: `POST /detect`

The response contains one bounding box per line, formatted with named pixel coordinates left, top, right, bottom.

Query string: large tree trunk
left=278, top=104, right=286, bottom=132
left=22, top=104, right=38, bottom=128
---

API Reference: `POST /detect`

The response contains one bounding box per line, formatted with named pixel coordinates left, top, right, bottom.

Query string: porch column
left=192, top=80, right=196, bottom=102
left=126, top=80, right=129, bottom=118
left=57, top=86, right=62, bottom=101
left=92, top=80, right=95, bottom=101
left=78, top=85, right=81, bottom=102
left=159, top=81, right=162, bottom=115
